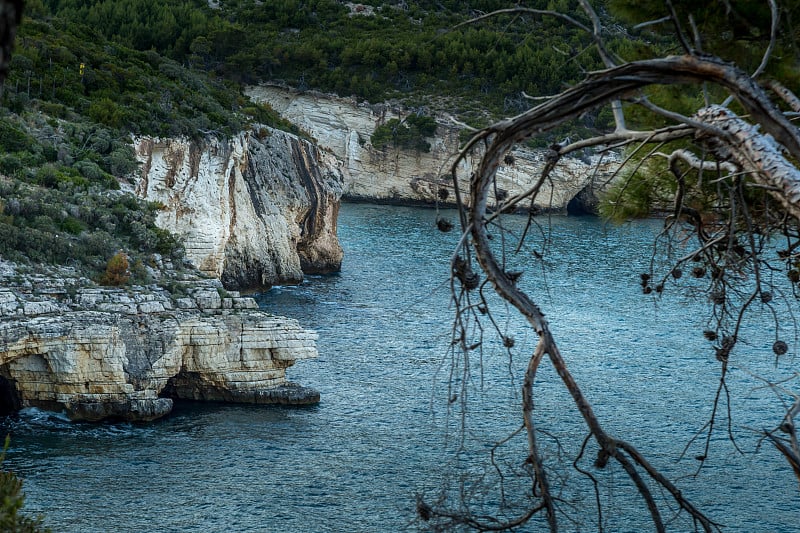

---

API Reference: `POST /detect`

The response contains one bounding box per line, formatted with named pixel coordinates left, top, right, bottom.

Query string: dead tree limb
left=439, top=52, right=800, bottom=531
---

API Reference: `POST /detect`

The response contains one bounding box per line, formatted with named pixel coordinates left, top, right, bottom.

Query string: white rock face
left=133, top=126, right=344, bottom=290
left=247, top=86, right=618, bottom=211
left=0, top=263, right=319, bottom=422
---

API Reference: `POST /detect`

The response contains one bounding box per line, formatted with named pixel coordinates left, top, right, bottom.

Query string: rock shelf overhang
left=0, top=264, right=318, bottom=422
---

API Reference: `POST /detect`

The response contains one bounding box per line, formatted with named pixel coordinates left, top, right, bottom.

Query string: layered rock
left=133, top=126, right=343, bottom=291
left=0, top=261, right=318, bottom=422
left=247, top=85, right=618, bottom=211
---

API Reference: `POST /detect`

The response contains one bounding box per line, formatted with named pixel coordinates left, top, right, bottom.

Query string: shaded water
left=3, top=203, right=799, bottom=532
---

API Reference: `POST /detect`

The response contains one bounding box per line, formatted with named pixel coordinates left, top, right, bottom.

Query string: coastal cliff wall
left=247, top=86, right=618, bottom=211
left=133, top=126, right=344, bottom=291
left=0, top=260, right=318, bottom=422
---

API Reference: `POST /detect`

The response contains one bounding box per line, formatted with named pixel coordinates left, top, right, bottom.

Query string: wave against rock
left=134, top=126, right=344, bottom=291
left=247, top=86, right=618, bottom=211
left=0, top=261, right=319, bottom=422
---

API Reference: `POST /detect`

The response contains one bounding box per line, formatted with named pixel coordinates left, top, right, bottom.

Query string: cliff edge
left=247, top=86, right=618, bottom=211
left=134, top=126, right=344, bottom=291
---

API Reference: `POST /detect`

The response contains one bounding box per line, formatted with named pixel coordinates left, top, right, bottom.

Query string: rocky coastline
left=0, top=123, right=345, bottom=422
left=133, top=124, right=344, bottom=292
left=247, top=85, right=618, bottom=212
left=1, top=90, right=617, bottom=423
left=0, top=258, right=319, bottom=422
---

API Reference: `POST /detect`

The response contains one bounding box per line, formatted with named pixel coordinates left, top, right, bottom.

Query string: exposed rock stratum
left=247, top=86, right=618, bottom=210
left=0, top=261, right=318, bottom=422
left=134, top=126, right=344, bottom=291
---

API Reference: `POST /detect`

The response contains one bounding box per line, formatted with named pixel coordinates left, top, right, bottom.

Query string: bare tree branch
left=436, top=50, right=800, bottom=531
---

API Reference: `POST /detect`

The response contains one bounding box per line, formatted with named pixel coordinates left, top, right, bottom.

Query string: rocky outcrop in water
left=133, top=126, right=343, bottom=291
left=0, top=260, right=318, bottom=422
left=247, top=86, right=618, bottom=211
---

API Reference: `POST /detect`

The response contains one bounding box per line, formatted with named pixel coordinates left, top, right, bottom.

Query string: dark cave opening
left=0, top=373, right=22, bottom=416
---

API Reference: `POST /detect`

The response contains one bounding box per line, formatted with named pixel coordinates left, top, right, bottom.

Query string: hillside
left=3, top=0, right=799, bottom=278
left=0, top=0, right=606, bottom=280
left=37, top=0, right=607, bottom=117
left=0, top=6, right=303, bottom=281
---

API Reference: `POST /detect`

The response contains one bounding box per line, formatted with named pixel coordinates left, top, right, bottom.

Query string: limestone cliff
left=247, top=86, right=618, bottom=211
left=0, top=260, right=318, bottom=422
left=133, top=126, right=343, bottom=291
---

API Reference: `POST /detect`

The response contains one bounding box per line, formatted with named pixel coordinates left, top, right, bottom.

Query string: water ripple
left=2, top=204, right=798, bottom=532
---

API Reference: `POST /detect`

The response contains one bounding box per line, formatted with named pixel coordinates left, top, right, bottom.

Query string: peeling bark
left=694, top=105, right=800, bottom=221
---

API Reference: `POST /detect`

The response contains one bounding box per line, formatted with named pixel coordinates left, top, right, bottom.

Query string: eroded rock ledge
left=0, top=260, right=318, bottom=422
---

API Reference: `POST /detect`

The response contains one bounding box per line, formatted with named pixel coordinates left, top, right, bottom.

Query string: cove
left=2, top=203, right=798, bottom=532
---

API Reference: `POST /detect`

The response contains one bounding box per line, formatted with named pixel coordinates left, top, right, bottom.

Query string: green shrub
left=101, top=251, right=130, bottom=286
left=87, top=98, right=123, bottom=129
left=0, top=122, right=34, bottom=152
left=0, top=154, right=23, bottom=177
left=105, top=147, right=138, bottom=177
left=41, top=144, right=58, bottom=162
left=371, top=114, right=436, bottom=152
left=129, top=257, right=152, bottom=285
left=59, top=216, right=84, bottom=235
left=38, top=101, right=68, bottom=119
left=33, top=165, right=60, bottom=188
left=73, top=160, right=104, bottom=182
left=33, top=164, right=89, bottom=189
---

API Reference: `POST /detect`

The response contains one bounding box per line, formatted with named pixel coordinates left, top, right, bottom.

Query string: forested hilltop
left=36, top=0, right=608, bottom=117
left=34, top=0, right=800, bottom=118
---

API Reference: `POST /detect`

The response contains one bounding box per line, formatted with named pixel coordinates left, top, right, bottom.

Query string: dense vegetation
left=5, top=6, right=303, bottom=138
left=600, top=0, right=800, bottom=218
left=34, top=0, right=611, bottom=120
left=370, top=114, right=437, bottom=151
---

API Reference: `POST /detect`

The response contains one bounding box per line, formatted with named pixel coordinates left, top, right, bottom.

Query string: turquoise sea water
left=2, top=203, right=799, bottom=532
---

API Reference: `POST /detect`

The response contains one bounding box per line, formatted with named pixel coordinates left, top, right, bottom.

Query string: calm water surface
left=3, top=203, right=799, bottom=532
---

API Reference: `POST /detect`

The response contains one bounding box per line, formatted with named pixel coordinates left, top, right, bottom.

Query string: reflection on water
left=2, top=203, right=798, bottom=532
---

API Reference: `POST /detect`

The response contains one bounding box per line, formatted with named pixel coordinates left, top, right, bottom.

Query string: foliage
left=598, top=0, right=800, bottom=216
left=370, top=114, right=437, bottom=152
left=606, top=0, right=800, bottom=122
left=0, top=175, right=183, bottom=280
left=3, top=10, right=302, bottom=140
left=608, top=0, right=800, bottom=75
left=101, top=251, right=130, bottom=286
left=35, top=0, right=606, bottom=117
left=0, top=8, right=261, bottom=281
